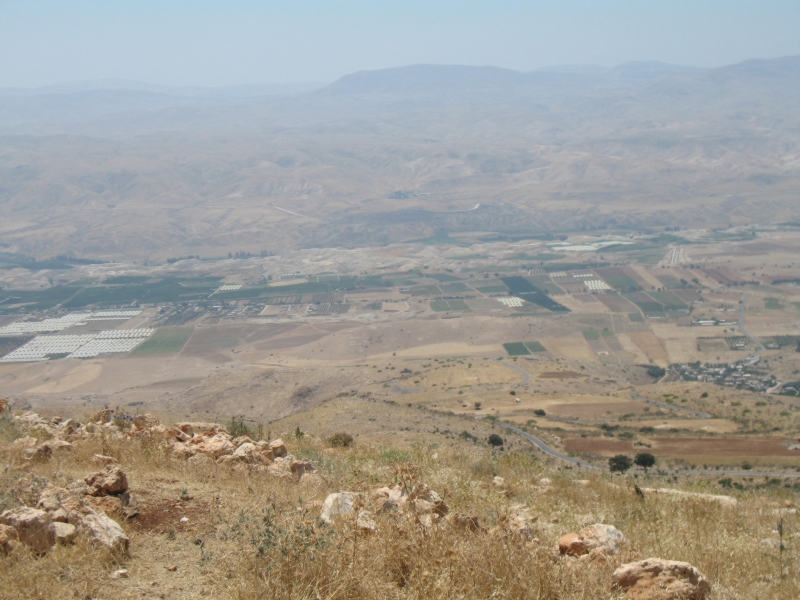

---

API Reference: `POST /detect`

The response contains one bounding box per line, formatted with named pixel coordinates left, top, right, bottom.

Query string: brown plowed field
left=538, top=371, right=585, bottom=379
left=565, top=437, right=796, bottom=457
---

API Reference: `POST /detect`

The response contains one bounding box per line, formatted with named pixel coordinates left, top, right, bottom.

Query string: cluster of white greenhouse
left=0, top=310, right=142, bottom=336
left=0, top=328, right=153, bottom=363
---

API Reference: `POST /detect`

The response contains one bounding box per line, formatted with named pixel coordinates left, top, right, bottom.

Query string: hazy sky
left=1, top=0, right=798, bottom=87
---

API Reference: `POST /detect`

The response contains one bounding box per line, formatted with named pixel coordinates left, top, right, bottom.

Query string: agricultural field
left=129, top=326, right=194, bottom=355
left=503, top=342, right=530, bottom=356
left=1, top=226, right=800, bottom=477
left=594, top=266, right=645, bottom=292
left=430, top=299, right=470, bottom=312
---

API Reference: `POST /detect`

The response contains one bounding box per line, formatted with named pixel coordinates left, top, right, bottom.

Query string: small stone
left=92, top=454, right=118, bottom=465
left=90, top=409, right=112, bottom=423
left=0, top=524, right=19, bottom=555
left=356, top=510, right=377, bottom=532
left=85, top=465, right=129, bottom=496
left=133, top=414, right=159, bottom=430
left=557, top=532, right=587, bottom=557
left=166, top=565, right=177, bottom=572
left=449, top=513, right=483, bottom=532
left=111, top=569, right=128, bottom=579
left=269, top=438, right=287, bottom=458
left=53, top=522, right=77, bottom=545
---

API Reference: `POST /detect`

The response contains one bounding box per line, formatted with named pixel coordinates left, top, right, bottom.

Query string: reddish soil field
left=565, top=437, right=797, bottom=457
left=538, top=371, right=585, bottom=379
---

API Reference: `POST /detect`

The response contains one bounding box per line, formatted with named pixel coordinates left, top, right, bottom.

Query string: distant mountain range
left=0, top=56, right=797, bottom=259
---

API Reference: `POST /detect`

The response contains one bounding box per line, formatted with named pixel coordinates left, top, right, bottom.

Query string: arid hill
left=0, top=57, right=798, bottom=260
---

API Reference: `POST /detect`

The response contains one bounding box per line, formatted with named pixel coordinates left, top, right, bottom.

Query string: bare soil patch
left=538, top=371, right=585, bottom=379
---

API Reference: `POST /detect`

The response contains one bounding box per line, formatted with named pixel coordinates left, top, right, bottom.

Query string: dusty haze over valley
left=2, top=2, right=800, bottom=598
left=1, top=57, right=798, bottom=260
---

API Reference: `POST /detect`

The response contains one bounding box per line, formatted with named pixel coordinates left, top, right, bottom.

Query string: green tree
left=609, top=454, right=633, bottom=473
left=634, top=452, right=656, bottom=473
left=488, top=434, right=504, bottom=447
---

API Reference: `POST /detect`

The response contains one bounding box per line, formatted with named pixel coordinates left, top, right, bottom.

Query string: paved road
left=627, top=392, right=711, bottom=419
left=495, top=359, right=531, bottom=383
left=739, top=293, right=766, bottom=357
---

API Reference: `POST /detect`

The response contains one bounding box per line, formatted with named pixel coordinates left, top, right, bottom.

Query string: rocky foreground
left=0, top=404, right=796, bottom=599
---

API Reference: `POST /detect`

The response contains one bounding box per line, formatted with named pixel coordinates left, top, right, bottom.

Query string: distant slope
left=0, top=56, right=797, bottom=258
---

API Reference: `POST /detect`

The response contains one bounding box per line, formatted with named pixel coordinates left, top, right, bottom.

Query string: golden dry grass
left=1, top=410, right=799, bottom=599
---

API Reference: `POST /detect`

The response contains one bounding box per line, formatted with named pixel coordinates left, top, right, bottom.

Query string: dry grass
left=1, top=412, right=799, bottom=599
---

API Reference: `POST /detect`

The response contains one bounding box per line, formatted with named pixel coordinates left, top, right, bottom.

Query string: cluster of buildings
left=671, top=360, right=776, bottom=393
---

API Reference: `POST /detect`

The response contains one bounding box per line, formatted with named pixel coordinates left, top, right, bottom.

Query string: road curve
left=494, top=358, right=531, bottom=383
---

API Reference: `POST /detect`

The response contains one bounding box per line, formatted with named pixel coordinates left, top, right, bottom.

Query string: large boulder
left=70, top=508, right=129, bottom=554
left=579, top=524, right=625, bottom=556
left=194, top=435, right=235, bottom=458
left=84, top=465, right=129, bottom=496
left=612, top=559, right=711, bottom=599
left=320, top=492, right=359, bottom=524
left=0, top=508, right=55, bottom=553
left=132, top=414, right=159, bottom=431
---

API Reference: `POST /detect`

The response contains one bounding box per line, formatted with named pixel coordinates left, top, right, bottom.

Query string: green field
left=440, top=282, right=470, bottom=293
left=431, top=299, right=470, bottom=312
left=473, top=283, right=508, bottom=293
left=426, top=273, right=461, bottom=282
left=765, top=297, right=785, bottom=310
left=649, top=290, right=689, bottom=310
left=524, top=341, right=547, bottom=352
left=793, top=302, right=800, bottom=311
left=628, top=313, right=644, bottom=322
left=410, top=285, right=442, bottom=296
left=503, top=342, right=530, bottom=356
left=583, top=330, right=614, bottom=340
left=129, top=327, right=194, bottom=355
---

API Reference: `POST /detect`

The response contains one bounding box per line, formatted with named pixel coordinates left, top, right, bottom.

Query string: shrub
left=533, top=409, right=546, bottom=417
left=634, top=452, right=656, bottom=473
left=609, top=454, right=632, bottom=473
left=488, top=434, right=504, bottom=447
left=460, top=430, right=479, bottom=443
left=327, top=432, right=354, bottom=448
left=227, top=416, right=259, bottom=439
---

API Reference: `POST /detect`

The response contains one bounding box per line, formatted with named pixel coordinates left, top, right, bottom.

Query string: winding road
left=492, top=360, right=800, bottom=477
